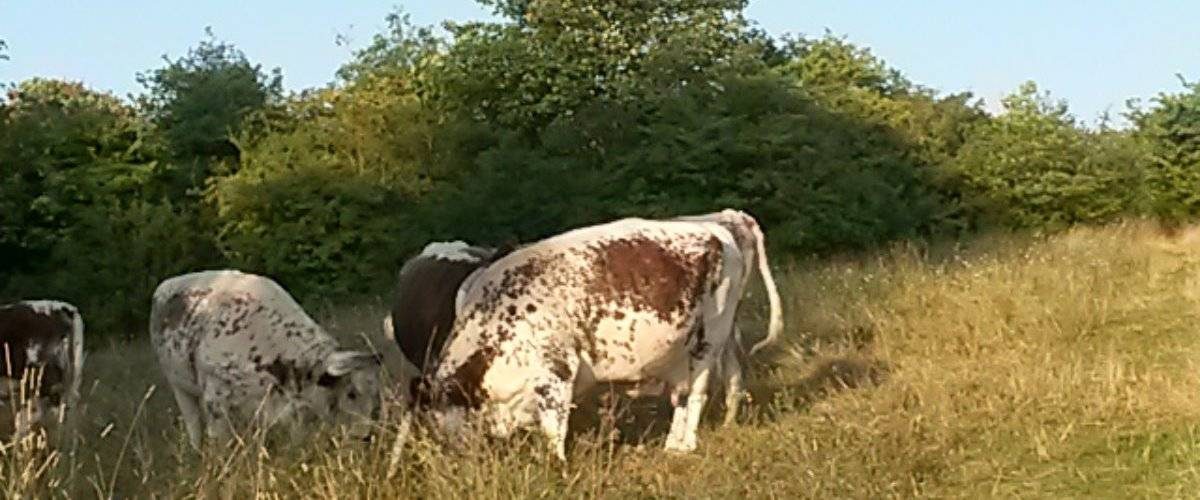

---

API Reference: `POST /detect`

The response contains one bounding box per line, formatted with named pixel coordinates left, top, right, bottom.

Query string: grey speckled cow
left=150, top=270, right=382, bottom=449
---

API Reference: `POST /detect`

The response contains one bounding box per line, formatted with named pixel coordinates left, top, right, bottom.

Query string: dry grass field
left=5, top=221, right=1200, bottom=498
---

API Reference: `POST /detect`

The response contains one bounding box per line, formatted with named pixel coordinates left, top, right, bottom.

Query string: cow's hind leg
left=721, top=339, right=745, bottom=427
left=664, top=363, right=713, bottom=453
left=171, top=386, right=204, bottom=450
left=667, top=305, right=737, bottom=452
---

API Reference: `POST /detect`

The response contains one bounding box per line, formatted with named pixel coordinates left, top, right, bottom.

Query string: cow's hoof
left=663, top=442, right=697, bottom=454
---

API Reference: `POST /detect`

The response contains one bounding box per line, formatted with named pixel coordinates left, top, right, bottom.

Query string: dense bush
left=1133, top=79, right=1200, bottom=222
left=0, top=80, right=143, bottom=272
left=945, top=82, right=1144, bottom=229
left=209, top=88, right=429, bottom=299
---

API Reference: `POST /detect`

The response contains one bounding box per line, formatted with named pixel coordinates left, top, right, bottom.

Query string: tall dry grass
left=3, top=221, right=1200, bottom=498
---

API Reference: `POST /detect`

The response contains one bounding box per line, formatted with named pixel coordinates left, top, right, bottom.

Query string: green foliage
left=435, top=0, right=749, bottom=134
left=614, top=72, right=941, bottom=252
left=773, top=34, right=989, bottom=233
left=1132, top=78, right=1200, bottom=222
left=136, top=28, right=282, bottom=193
left=777, top=33, right=910, bottom=95
left=5, top=200, right=219, bottom=336
left=0, top=78, right=220, bottom=334
left=0, top=79, right=145, bottom=274
left=211, top=58, right=441, bottom=300
left=334, top=10, right=442, bottom=87
left=946, top=82, right=1142, bottom=229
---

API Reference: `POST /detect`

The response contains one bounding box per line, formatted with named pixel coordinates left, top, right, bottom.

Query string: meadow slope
left=5, top=221, right=1200, bottom=498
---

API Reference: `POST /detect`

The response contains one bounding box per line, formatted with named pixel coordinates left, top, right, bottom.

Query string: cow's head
left=407, top=375, right=472, bottom=443
left=303, top=350, right=383, bottom=439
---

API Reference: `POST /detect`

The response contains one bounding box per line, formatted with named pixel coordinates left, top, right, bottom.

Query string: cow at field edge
left=150, top=270, right=382, bottom=449
left=671, top=209, right=783, bottom=424
left=0, top=300, right=84, bottom=439
left=383, top=242, right=503, bottom=378
left=416, top=214, right=782, bottom=459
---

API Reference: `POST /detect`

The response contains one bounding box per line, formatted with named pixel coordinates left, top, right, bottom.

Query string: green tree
left=1132, top=78, right=1200, bottom=222
left=947, top=82, right=1139, bottom=229
left=776, top=33, right=909, bottom=95
left=435, top=0, right=749, bottom=134
left=774, top=34, right=988, bottom=233
left=211, top=15, right=449, bottom=301
left=0, top=79, right=145, bottom=272
left=137, top=28, right=282, bottom=193
left=0, top=79, right=220, bottom=335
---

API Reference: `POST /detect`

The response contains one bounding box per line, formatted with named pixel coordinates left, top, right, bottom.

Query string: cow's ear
left=324, top=351, right=382, bottom=378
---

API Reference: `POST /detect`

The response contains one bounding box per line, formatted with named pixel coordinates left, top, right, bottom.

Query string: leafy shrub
left=1132, top=79, right=1200, bottom=223
left=211, top=81, right=438, bottom=301
left=945, top=82, right=1142, bottom=229
left=0, top=79, right=143, bottom=274
left=2, top=200, right=219, bottom=336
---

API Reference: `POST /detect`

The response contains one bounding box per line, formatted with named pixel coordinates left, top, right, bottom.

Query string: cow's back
left=151, top=270, right=335, bottom=395
left=440, top=218, right=734, bottom=405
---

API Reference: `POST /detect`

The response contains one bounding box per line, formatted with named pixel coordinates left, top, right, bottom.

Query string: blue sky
left=2, top=1, right=1197, bottom=124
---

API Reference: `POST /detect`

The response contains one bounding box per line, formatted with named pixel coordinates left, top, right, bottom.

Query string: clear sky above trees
left=2, top=0, right=1198, bottom=124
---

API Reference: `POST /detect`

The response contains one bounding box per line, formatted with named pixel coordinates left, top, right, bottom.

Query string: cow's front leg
left=170, top=386, right=205, bottom=450
left=201, top=382, right=236, bottom=446
left=533, top=376, right=576, bottom=462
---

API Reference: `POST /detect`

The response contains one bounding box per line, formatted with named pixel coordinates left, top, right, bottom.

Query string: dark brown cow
left=0, top=300, right=84, bottom=439
left=384, top=242, right=505, bottom=375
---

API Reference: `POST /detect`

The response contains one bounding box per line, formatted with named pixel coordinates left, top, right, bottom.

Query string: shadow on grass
left=565, top=344, right=890, bottom=452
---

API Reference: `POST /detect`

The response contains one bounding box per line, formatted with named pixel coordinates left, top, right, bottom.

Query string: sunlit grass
left=3, top=220, right=1199, bottom=497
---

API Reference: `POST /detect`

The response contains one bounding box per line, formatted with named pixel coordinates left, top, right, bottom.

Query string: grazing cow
left=383, top=242, right=503, bottom=377
left=150, top=270, right=382, bottom=449
left=415, top=213, right=782, bottom=459
left=0, top=300, right=84, bottom=439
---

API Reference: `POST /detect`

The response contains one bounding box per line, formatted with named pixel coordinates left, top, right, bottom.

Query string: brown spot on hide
left=688, top=322, right=708, bottom=360
left=548, top=356, right=572, bottom=381
left=317, top=372, right=341, bottom=387
left=160, top=289, right=208, bottom=331
left=587, top=235, right=721, bottom=323
left=444, top=346, right=497, bottom=409
left=262, top=358, right=304, bottom=391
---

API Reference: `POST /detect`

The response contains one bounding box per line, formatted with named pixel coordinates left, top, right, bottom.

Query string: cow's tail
left=747, top=219, right=784, bottom=357
left=69, top=306, right=85, bottom=409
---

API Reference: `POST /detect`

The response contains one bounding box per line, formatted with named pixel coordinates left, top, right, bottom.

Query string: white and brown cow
left=383, top=242, right=505, bottom=379
left=415, top=212, right=782, bottom=459
left=0, top=300, right=85, bottom=440
left=150, top=270, right=383, bottom=449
